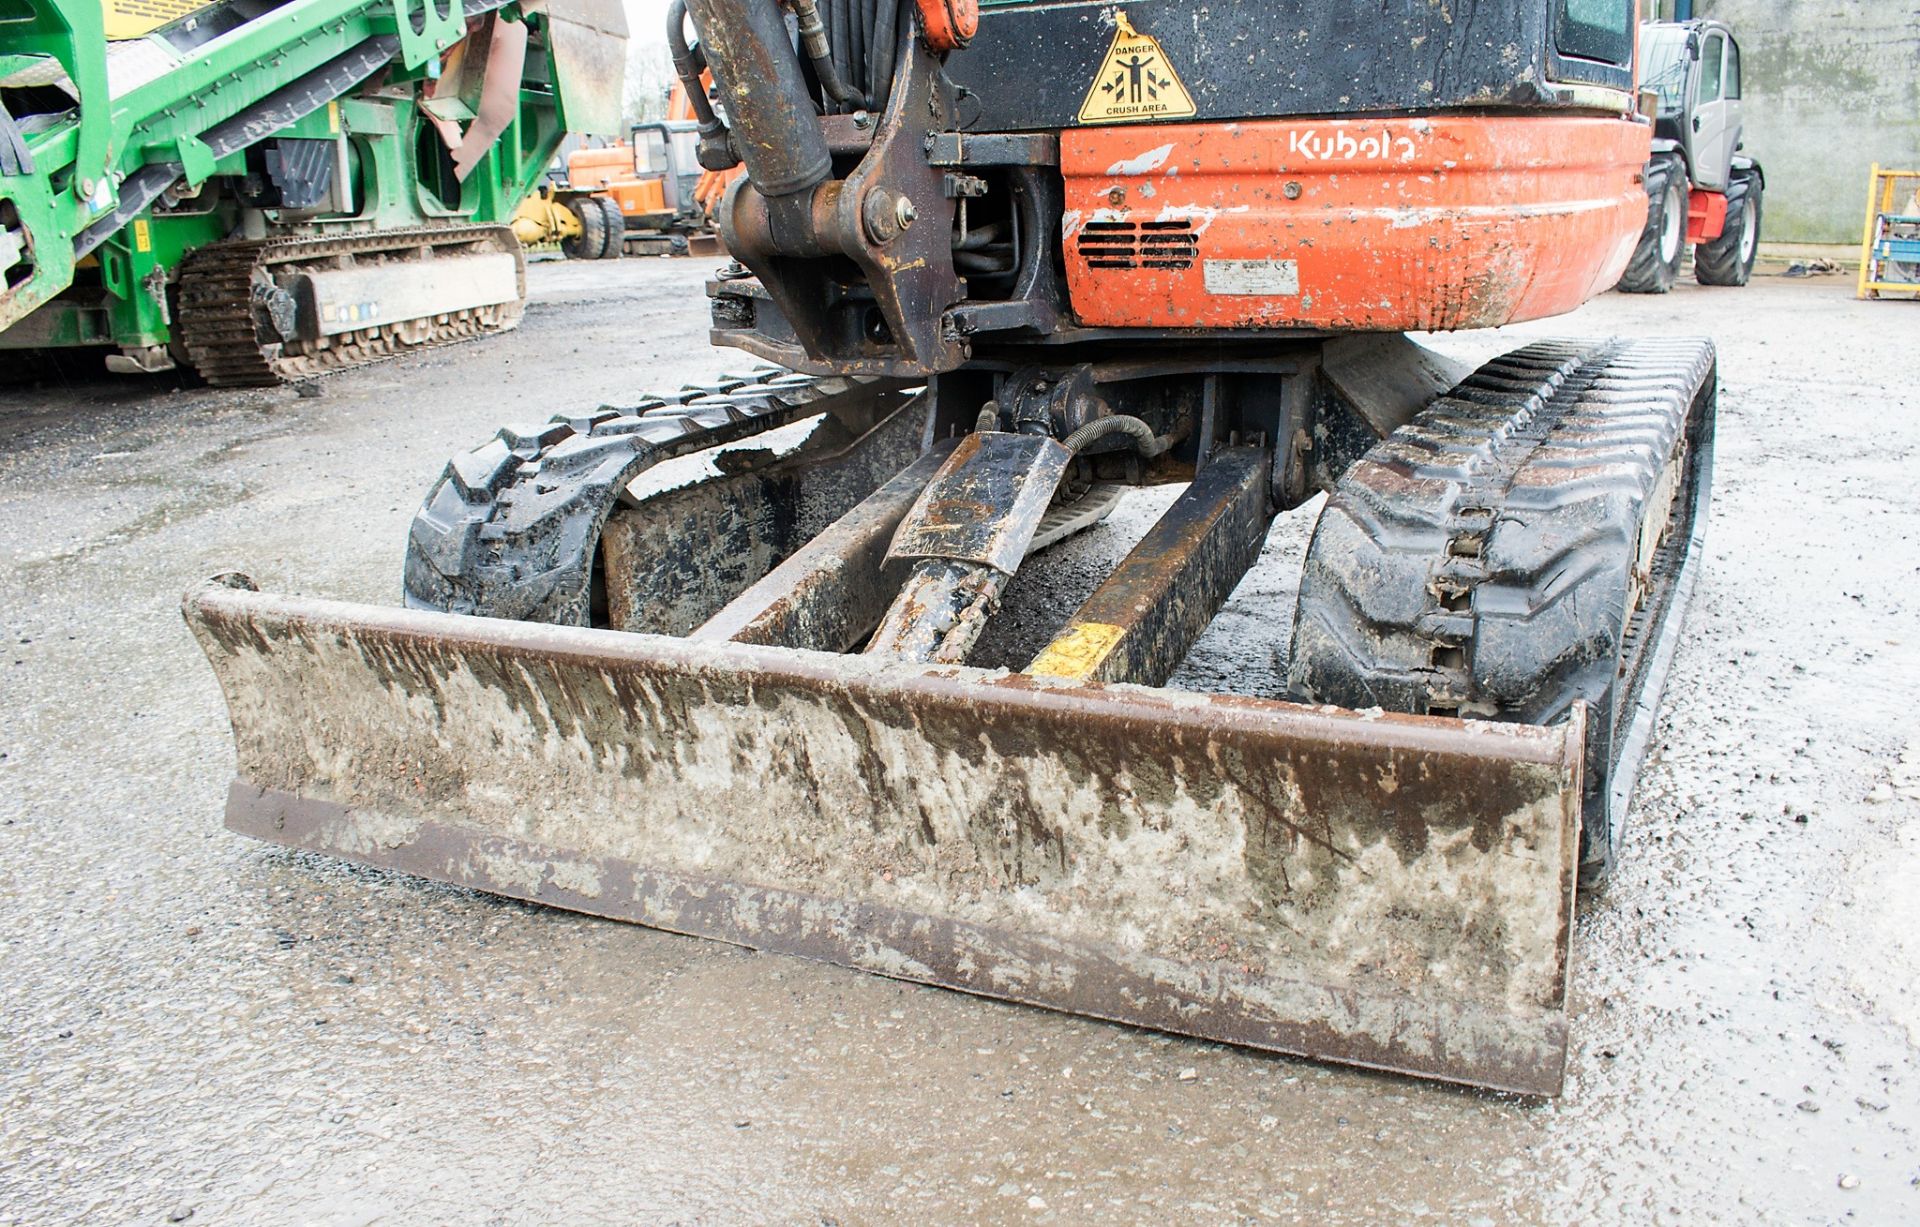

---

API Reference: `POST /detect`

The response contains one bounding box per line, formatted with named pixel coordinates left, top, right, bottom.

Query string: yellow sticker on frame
left=1077, top=11, right=1196, bottom=125
left=102, top=0, right=207, bottom=41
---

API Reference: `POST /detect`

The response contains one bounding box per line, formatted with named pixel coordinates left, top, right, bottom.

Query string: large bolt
left=863, top=189, right=916, bottom=244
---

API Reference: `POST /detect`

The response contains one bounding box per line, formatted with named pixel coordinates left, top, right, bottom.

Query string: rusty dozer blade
left=185, top=576, right=1582, bottom=1095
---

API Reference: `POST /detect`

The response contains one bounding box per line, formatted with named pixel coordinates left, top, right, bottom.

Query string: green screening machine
left=0, top=0, right=623, bottom=382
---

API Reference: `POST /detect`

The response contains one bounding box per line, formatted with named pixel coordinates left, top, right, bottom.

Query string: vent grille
left=1076, top=220, right=1198, bottom=271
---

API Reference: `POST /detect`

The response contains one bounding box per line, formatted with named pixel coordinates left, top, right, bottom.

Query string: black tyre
left=595, top=197, right=626, bottom=259
left=1288, top=339, right=1717, bottom=887
left=561, top=198, right=605, bottom=260
left=1617, top=156, right=1688, bottom=294
left=1694, top=172, right=1762, bottom=286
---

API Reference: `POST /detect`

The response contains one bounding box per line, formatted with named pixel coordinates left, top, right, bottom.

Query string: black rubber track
left=1617, top=156, right=1688, bottom=295
left=403, top=371, right=908, bottom=624
left=1694, top=171, right=1762, bottom=287
left=1289, top=337, right=1717, bottom=884
left=174, top=225, right=524, bottom=386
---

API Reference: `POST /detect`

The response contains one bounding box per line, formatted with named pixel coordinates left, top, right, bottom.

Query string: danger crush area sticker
left=1078, top=12, right=1196, bottom=125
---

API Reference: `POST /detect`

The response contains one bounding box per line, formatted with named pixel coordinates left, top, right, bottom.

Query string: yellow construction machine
left=512, top=81, right=739, bottom=257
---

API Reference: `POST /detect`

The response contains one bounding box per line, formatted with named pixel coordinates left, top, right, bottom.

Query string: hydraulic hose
left=1062, top=415, right=1171, bottom=458
left=867, top=0, right=901, bottom=108
left=683, top=0, right=832, bottom=199
left=667, top=0, right=738, bottom=171
left=666, top=1, right=719, bottom=128
left=792, top=0, right=865, bottom=107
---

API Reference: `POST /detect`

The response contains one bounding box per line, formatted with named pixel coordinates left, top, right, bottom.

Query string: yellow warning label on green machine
left=1077, top=12, right=1196, bottom=125
left=132, top=220, right=151, bottom=252
left=102, top=0, right=211, bottom=40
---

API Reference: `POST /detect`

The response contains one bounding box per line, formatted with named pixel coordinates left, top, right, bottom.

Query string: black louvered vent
left=1076, top=220, right=1198, bottom=270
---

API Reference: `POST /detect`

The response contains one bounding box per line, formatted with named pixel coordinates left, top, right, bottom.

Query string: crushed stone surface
left=2, top=261, right=1915, bottom=1224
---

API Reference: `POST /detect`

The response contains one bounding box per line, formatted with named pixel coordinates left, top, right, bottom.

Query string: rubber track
left=404, top=369, right=911, bottom=625
left=174, top=225, right=524, bottom=387
left=1289, top=337, right=1716, bottom=874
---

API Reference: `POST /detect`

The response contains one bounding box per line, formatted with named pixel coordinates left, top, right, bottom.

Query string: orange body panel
left=1060, top=116, right=1651, bottom=332
left=914, top=0, right=977, bottom=51
left=603, top=179, right=669, bottom=217
left=565, top=145, right=670, bottom=219
left=1687, top=188, right=1728, bottom=243
left=567, top=145, right=639, bottom=191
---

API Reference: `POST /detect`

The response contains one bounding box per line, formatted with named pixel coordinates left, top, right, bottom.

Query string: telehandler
left=1619, top=17, right=1765, bottom=292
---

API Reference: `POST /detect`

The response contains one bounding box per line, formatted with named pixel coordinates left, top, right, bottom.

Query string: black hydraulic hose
left=666, top=0, right=721, bottom=129
left=795, top=0, right=863, bottom=108
left=847, top=0, right=866, bottom=104
left=954, top=221, right=1008, bottom=251
left=953, top=250, right=1015, bottom=274
left=867, top=0, right=901, bottom=109
left=670, top=2, right=738, bottom=171
left=1062, top=415, right=1170, bottom=458
left=828, top=0, right=851, bottom=105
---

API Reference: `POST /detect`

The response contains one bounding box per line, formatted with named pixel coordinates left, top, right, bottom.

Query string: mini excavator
left=187, top=0, right=1715, bottom=1094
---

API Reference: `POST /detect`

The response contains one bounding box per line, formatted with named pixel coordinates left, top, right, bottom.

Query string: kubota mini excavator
left=186, top=0, right=1716, bottom=1095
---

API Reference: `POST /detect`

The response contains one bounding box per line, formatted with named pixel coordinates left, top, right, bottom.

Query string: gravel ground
left=1, top=259, right=1915, bottom=1225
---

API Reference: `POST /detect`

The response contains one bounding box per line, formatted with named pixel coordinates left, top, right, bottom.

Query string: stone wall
left=1691, top=0, right=1920, bottom=242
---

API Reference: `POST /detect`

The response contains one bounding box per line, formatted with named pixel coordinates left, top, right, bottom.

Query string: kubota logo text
left=1288, top=130, right=1419, bottom=161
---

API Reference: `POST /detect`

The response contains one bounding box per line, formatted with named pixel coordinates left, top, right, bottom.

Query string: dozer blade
left=185, top=576, right=1583, bottom=1095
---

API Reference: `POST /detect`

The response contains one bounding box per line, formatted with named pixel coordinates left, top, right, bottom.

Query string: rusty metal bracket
left=712, top=30, right=967, bottom=375
left=1029, top=446, right=1274, bottom=686
left=692, top=438, right=959, bottom=652
left=886, top=431, right=1072, bottom=575
left=866, top=430, right=1073, bottom=663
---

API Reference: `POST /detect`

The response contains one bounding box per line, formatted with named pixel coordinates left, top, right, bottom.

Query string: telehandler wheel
left=1694, top=171, right=1762, bottom=286
left=595, top=198, right=626, bottom=259
left=561, top=198, right=606, bottom=260
left=1617, top=156, right=1687, bottom=294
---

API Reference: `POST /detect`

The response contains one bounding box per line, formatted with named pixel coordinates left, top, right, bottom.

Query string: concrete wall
left=1686, top=0, right=1920, bottom=242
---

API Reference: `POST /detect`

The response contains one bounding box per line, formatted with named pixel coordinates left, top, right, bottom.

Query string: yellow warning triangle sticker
left=1077, top=11, right=1197, bottom=125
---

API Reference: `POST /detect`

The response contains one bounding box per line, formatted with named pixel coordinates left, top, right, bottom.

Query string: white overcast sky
left=623, top=0, right=671, bottom=48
